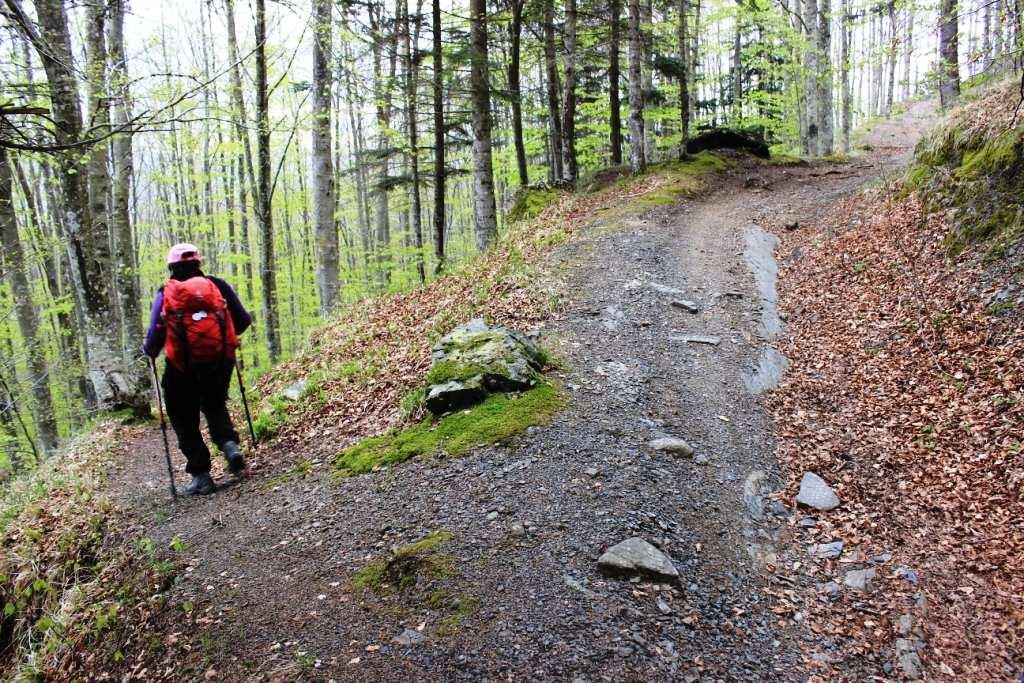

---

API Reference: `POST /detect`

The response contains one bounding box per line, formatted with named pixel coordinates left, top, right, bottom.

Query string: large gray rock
left=844, top=567, right=876, bottom=592
left=795, top=472, right=840, bottom=511
left=425, top=318, right=545, bottom=413
left=598, top=537, right=679, bottom=581
left=648, top=437, right=695, bottom=458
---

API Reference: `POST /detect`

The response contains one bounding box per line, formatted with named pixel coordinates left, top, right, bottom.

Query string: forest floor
left=111, top=101, right=937, bottom=681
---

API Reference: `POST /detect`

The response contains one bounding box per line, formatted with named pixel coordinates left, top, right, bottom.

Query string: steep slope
left=766, top=84, right=1023, bottom=680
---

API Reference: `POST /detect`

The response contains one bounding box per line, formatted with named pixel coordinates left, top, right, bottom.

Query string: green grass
left=507, top=186, right=562, bottom=224
left=335, top=383, right=565, bottom=476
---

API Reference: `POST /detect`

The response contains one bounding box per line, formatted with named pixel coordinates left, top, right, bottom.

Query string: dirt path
left=114, top=102, right=935, bottom=681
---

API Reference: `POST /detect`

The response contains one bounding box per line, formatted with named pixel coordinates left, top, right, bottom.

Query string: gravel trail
left=113, top=102, right=935, bottom=681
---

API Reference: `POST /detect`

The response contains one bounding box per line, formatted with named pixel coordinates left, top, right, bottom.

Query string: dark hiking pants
left=162, top=360, right=240, bottom=475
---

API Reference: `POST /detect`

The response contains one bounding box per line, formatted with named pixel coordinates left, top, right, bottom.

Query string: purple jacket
left=143, top=275, right=253, bottom=358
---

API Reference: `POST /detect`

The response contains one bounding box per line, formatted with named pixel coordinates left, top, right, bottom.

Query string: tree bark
left=939, top=0, right=960, bottom=108
left=628, top=0, right=647, bottom=173
left=469, top=0, right=498, bottom=251
left=0, top=147, right=58, bottom=456
left=642, top=0, right=655, bottom=160
left=543, top=0, right=564, bottom=182
left=802, top=0, right=819, bottom=155
left=403, top=0, right=426, bottom=283
left=561, top=0, right=579, bottom=184
left=817, top=0, right=834, bottom=154
left=107, top=0, right=142, bottom=360
left=255, top=0, right=282, bottom=360
left=885, top=0, right=896, bottom=115
left=903, top=4, right=914, bottom=99
left=509, top=0, right=529, bottom=185
left=432, top=0, right=446, bottom=273
left=312, top=0, right=339, bottom=313
left=678, top=0, right=690, bottom=158
left=840, top=0, right=852, bottom=153
left=609, top=0, right=624, bottom=165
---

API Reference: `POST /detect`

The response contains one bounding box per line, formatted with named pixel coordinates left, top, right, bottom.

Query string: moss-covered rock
left=425, top=318, right=546, bottom=414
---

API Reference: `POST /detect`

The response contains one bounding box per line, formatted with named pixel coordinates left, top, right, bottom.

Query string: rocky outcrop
left=425, top=319, right=546, bottom=414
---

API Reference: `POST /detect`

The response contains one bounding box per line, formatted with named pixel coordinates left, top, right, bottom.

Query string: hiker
left=143, top=243, right=253, bottom=495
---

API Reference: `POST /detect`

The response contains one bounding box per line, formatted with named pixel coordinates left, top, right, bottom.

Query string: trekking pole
left=235, top=353, right=257, bottom=446
left=149, top=357, right=178, bottom=500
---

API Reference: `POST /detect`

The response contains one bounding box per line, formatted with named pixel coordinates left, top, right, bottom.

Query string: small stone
left=655, top=597, right=673, bottom=615
left=672, top=334, right=721, bottom=346
left=510, top=522, right=527, bottom=538
left=820, top=581, right=842, bottom=600
left=899, top=651, right=922, bottom=680
left=584, top=467, right=600, bottom=477
left=798, top=516, right=817, bottom=528
left=282, top=379, right=308, bottom=401
left=598, top=537, right=679, bottom=581
left=486, top=511, right=499, bottom=521
left=670, top=299, right=699, bottom=314
left=810, top=541, right=844, bottom=560
left=648, top=437, right=695, bottom=458
left=564, top=574, right=596, bottom=597
left=648, top=282, right=687, bottom=297
left=844, top=567, right=877, bottom=592
left=795, top=472, right=840, bottom=511
left=898, top=614, right=914, bottom=636
left=767, top=500, right=788, bottom=516
left=724, top=290, right=745, bottom=298
left=896, top=566, right=919, bottom=584
left=693, top=454, right=709, bottom=465
left=393, top=628, right=424, bottom=646
left=871, top=552, right=893, bottom=564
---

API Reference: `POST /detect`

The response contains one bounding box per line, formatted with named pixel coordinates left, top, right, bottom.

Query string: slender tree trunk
left=0, top=147, right=58, bottom=456
left=107, top=0, right=142, bottom=360
left=732, top=5, right=742, bottom=122
left=939, top=0, right=961, bottom=107
left=818, top=0, right=834, bottom=154
left=903, top=4, right=914, bottom=99
left=224, top=0, right=257, bottom=306
left=642, top=0, right=655, bottom=160
left=841, top=0, right=852, bottom=152
left=610, top=0, right=624, bottom=165
left=432, top=0, right=446, bottom=273
left=254, top=0, right=281, bottom=360
left=561, top=0, right=579, bottom=184
left=543, top=0, right=564, bottom=181
left=469, top=0, right=498, bottom=250
left=403, top=0, right=426, bottom=283
left=628, top=0, right=647, bottom=173
left=678, top=0, right=691, bottom=158
left=983, top=0, right=992, bottom=69
left=312, top=0, right=339, bottom=313
left=885, top=0, right=896, bottom=115
left=509, top=0, right=529, bottom=185
left=803, top=0, right=819, bottom=155
left=872, top=9, right=884, bottom=115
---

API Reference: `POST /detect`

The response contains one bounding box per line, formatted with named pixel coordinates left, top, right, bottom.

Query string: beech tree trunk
left=255, top=0, right=282, bottom=360
left=609, top=0, right=624, bottom=165
left=818, top=0, right=834, bottom=155
left=939, top=0, right=960, bottom=108
left=628, top=0, right=647, bottom=173
left=802, top=0, right=819, bottom=155
left=403, top=0, right=426, bottom=283
left=543, top=0, right=564, bottom=181
left=903, top=4, right=914, bottom=99
left=509, top=0, right=529, bottom=186
left=432, top=0, right=446, bottom=273
left=0, top=147, right=58, bottom=456
left=841, top=0, right=852, bottom=153
left=561, top=0, right=579, bottom=184
left=678, top=0, right=690, bottom=158
left=107, top=0, right=143, bottom=359
left=312, top=0, right=339, bottom=313
left=885, top=0, right=896, bottom=115
left=469, top=0, right=498, bottom=250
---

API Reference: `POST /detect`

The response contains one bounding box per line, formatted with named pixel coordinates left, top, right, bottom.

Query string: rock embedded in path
left=844, top=567, right=876, bottom=592
left=598, top=537, right=679, bottom=581
left=795, top=472, right=840, bottom=511
left=810, top=541, right=843, bottom=560
left=425, top=318, right=545, bottom=414
left=670, top=299, right=700, bottom=314
left=648, top=437, right=695, bottom=458
left=672, top=334, right=721, bottom=346
left=393, top=628, right=425, bottom=646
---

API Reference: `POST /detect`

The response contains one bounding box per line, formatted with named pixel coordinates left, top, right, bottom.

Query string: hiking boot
left=222, top=440, right=245, bottom=474
left=183, top=472, right=215, bottom=496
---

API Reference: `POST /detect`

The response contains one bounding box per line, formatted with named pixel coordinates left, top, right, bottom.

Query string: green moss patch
left=352, top=531, right=454, bottom=594
left=335, top=383, right=565, bottom=476
left=508, top=185, right=562, bottom=224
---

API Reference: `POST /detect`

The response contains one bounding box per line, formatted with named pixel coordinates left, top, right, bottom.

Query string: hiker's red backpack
left=161, top=276, right=239, bottom=371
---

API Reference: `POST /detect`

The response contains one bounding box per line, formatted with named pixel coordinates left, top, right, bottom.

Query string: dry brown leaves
left=768, top=182, right=1023, bottom=678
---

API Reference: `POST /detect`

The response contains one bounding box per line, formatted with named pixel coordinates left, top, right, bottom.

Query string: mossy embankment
left=252, top=152, right=729, bottom=473
left=903, top=80, right=1024, bottom=257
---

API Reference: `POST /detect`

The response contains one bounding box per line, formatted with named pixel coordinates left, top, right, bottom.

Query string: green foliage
left=335, top=383, right=565, bottom=476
